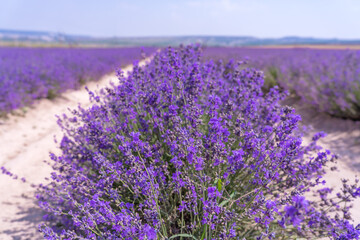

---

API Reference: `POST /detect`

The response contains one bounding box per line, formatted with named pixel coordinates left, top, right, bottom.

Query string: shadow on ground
left=0, top=194, right=44, bottom=240
left=284, top=96, right=360, bottom=172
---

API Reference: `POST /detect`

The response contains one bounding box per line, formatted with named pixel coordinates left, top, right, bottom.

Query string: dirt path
left=286, top=97, right=360, bottom=223
left=0, top=60, right=149, bottom=240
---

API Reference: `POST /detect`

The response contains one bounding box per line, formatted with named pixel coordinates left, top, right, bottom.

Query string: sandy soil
left=285, top=96, right=360, bottom=223
left=0, top=60, right=149, bottom=240
left=0, top=64, right=359, bottom=239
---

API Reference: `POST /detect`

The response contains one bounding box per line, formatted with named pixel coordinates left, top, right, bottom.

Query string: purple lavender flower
left=0, top=47, right=156, bottom=115
left=204, top=47, right=360, bottom=120
left=33, top=45, right=360, bottom=239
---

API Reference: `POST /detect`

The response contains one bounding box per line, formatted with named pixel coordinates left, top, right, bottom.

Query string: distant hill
left=1, top=29, right=360, bottom=47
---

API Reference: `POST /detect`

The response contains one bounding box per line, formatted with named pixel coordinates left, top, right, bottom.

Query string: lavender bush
left=0, top=47, right=156, bottom=115
left=36, top=45, right=360, bottom=239
left=204, top=47, right=360, bottom=120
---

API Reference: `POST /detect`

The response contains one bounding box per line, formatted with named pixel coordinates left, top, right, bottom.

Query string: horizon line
left=1, top=28, right=360, bottom=41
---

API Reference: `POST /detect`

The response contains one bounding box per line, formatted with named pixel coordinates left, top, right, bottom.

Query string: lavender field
left=204, top=47, right=360, bottom=120
left=0, top=47, right=156, bottom=115
left=0, top=45, right=360, bottom=240
left=2, top=0, right=360, bottom=239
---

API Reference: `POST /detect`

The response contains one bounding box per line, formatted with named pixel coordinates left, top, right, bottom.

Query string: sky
left=1, top=0, right=360, bottom=39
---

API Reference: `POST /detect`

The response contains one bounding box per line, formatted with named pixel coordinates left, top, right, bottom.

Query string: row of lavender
left=35, top=46, right=360, bottom=239
left=0, top=47, right=156, bottom=115
left=203, top=47, right=360, bottom=120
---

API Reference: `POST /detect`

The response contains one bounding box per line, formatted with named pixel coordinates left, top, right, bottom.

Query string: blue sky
left=1, top=0, right=359, bottom=39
